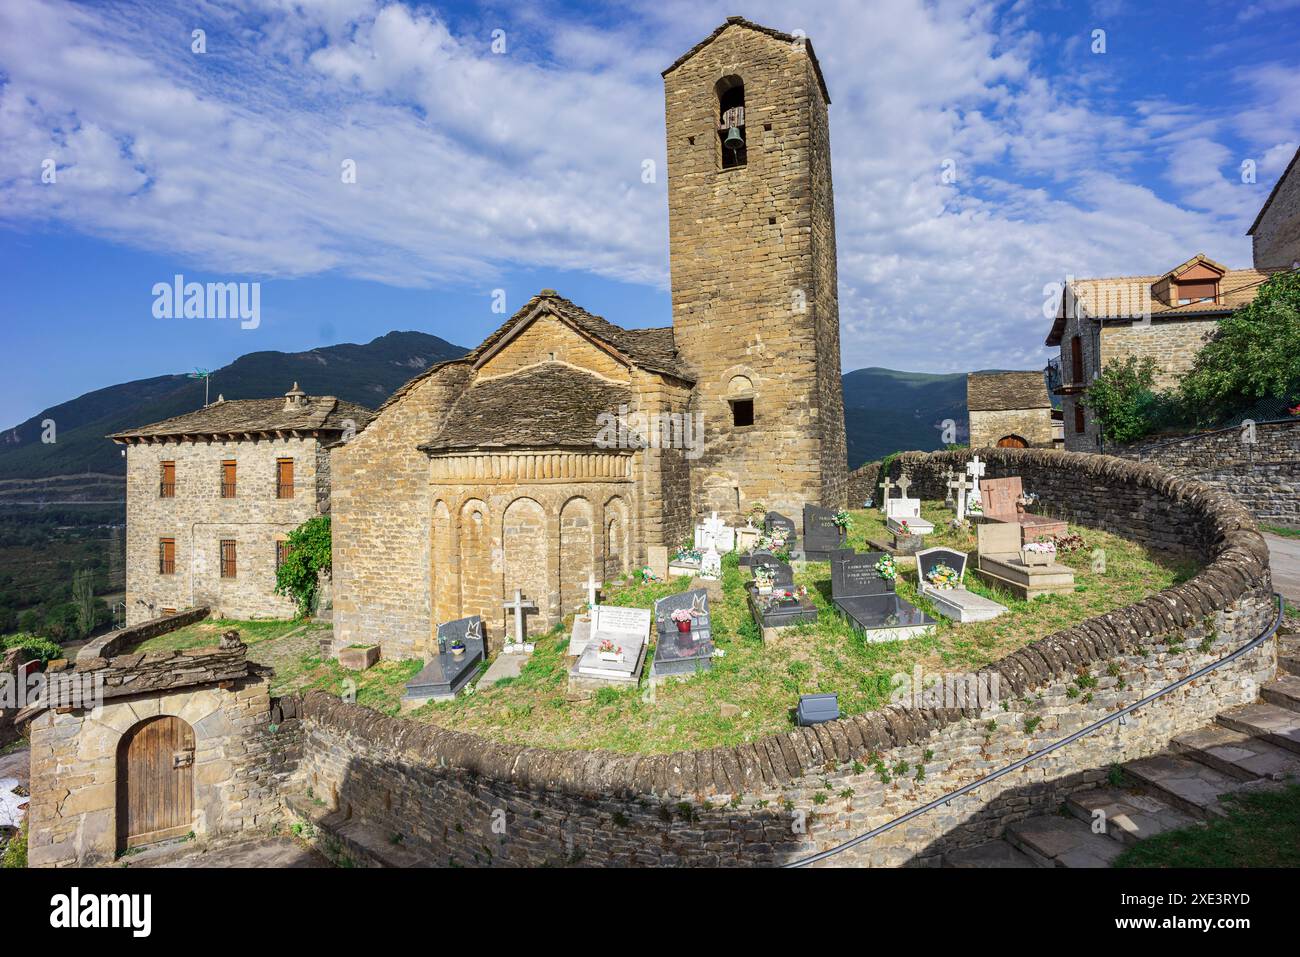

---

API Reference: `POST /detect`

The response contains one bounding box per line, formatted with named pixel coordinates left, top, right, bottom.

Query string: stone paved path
left=128, top=835, right=329, bottom=868
left=1264, top=533, right=1300, bottom=607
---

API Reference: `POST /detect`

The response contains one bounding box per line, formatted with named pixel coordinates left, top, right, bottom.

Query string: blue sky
left=1, top=0, right=1297, bottom=426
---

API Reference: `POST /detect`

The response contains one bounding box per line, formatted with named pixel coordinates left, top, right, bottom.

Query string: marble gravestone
left=569, top=605, right=651, bottom=693
left=831, top=552, right=935, bottom=643
left=979, top=476, right=1068, bottom=543
left=915, top=546, right=1007, bottom=623
left=802, top=504, right=845, bottom=561
left=402, top=616, right=485, bottom=707
left=974, top=522, right=1075, bottom=600
left=740, top=511, right=800, bottom=566
left=650, top=589, right=714, bottom=684
left=694, top=511, right=736, bottom=553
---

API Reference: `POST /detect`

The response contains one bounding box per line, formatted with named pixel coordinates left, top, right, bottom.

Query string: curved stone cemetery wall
left=290, top=450, right=1276, bottom=866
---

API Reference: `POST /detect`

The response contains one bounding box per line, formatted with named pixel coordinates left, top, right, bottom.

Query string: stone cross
left=585, top=573, right=600, bottom=608
left=878, top=475, right=897, bottom=512
left=942, top=468, right=956, bottom=503
left=966, top=455, right=986, bottom=495
left=949, top=474, right=974, bottom=521
left=896, top=474, right=913, bottom=499
left=502, top=589, right=537, bottom=652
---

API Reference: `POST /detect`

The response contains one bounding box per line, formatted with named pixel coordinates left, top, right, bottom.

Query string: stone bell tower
left=663, top=17, right=847, bottom=523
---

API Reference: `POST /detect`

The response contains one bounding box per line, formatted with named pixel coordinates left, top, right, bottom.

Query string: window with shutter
left=160, top=461, right=175, bottom=498
left=221, top=460, right=237, bottom=498
left=158, top=538, right=175, bottom=575
left=277, top=458, right=294, bottom=499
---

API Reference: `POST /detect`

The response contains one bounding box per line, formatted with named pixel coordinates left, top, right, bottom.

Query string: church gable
left=476, top=309, right=632, bottom=384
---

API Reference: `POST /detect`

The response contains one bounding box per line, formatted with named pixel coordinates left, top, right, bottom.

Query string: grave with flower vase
left=831, top=552, right=935, bottom=642
left=973, top=522, right=1075, bottom=600
left=401, top=615, right=486, bottom=708
left=745, top=559, right=817, bottom=640
left=915, top=546, right=1008, bottom=623
left=802, top=504, right=847, bottom=561
left=694, top=511, right=736, bottom=553
left=740, top=511, right=801, bottom=566
left=568, top=604, right=651, bottom=696
left=978, top=476, right=1068, bottom=543
left=668, top=544, right=703, bottom=577
left=884, top=497, right=934, bottom=555
left=649, top=588, right=715, bottom=685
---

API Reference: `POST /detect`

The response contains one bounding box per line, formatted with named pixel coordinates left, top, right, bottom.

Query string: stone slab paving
left=943, top=840, right=1039, bottom=868
left=1263, top=533, right=1300, bottom=607
left=1173, top=725, right=1300, bottom=781
left=1065, top=787, right=1198, bottom=846
left=1005, top=816, right=1123, bottom=868
left=477, top=652, right=527, bottom=689
left=1261, top=674, right=1300, bottom=713
left=1123, top=752, right=1246, bottom=818
left=1217, top=702, right=1300, bottom=755
left=130, top=836, right=329, bottom=868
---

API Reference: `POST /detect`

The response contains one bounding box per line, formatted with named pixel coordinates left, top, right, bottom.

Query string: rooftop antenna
left=189, top=368, right=212, bottom=407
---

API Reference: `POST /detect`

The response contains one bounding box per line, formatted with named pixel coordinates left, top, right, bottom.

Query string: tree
left=72, top=568, right=95, bottom=639
left=274, top=515, right=332, bottom=618
left=1082, top=355, right=1163, bottom=444
left=1180, top=270, right=1300, bottom=425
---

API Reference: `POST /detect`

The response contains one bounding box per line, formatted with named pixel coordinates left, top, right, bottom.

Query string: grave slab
left=402, top=616, right=485, bottom=706
left=831, top=552, right=935, bottom=642
left=916, top=546, right=1007, bottom=623
left=650, top=589, right=714, bottom=685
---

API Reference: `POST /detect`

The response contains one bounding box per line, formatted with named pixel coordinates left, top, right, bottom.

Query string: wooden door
left=117, top=715, right=195, bottom=852
left=996, top=435, right=1028, bottom=448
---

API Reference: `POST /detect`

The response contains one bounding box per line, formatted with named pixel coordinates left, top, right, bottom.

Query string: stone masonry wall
left=124, top=437, right=325, bottom=625
left=1253, top=157, right=1300, bottom=270
left=289, top=450, right=1276, bottom=866
left=1114, top=419, right=1300, bottom=525
left=969, top=408, right=1054, bottom=448
left=665, top=22, right=847, bottom=526
left=26, top=644, right=297, bottom=867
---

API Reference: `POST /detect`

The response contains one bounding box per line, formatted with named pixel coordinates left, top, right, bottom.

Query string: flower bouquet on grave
left=670, top=607, right=694, bottom=633
left=1021, top=538, right=1057, bottom=567
left=896, top=519, right=912, bottom=537
left=673, top=541, right=702, bottom=565
left=967, top=497, right=983, bottom=515
left=926, top=563, right=961, bottom=591
left=874, top=555, right=898, bottom=581
left=832, top=509, right=853, bottom=532
left=747, top=501, right=767, bottom=529
left=754, top=567, right=775, bottom=595
left=597, top=638, right=624, bottom=662
left=638, top=565, right=661, bottom=583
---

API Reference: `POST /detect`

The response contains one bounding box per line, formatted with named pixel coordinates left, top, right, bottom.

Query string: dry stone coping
left=300, top=449, right=1272, bottom=803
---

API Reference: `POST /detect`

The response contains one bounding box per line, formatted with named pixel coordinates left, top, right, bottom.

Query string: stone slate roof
left=662, top=16, right=832, bottom=104
left=109, top=394, right=373, bottom=440
left=967, top=371, right=1051, bottom=412
left=1045, top=259, right=1279, bottom=346
left=470, top=290, right=682, bottom=379
left=420, top=363, right=632, bottom=452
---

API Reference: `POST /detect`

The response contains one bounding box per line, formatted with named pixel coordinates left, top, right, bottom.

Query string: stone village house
left=110, top=385, right=372, bottom=625
left=330, top=17, right=849, bottom=660
left=966, top=371, right=1055, bottom=449
left=1249, top=145, right=1300, bottom=271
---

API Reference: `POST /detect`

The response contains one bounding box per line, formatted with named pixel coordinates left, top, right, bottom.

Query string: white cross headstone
left=896, top=474, right=913, bottom=499
left=585, top=573, right=600, bottom=609
left=700, top=542, right=722, bottom=580
left=502, top=589, right=537, bottom=653
left=878, top=475, right=898, bottom=512
left=950, top=474, right=974, bottom=522
left=965, top=456, right=986, bottom=495
left=703, top=511, right=727, bottom=546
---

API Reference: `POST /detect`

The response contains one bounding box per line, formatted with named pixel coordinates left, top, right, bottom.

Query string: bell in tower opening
left=717, top=75, right=746, bottom=169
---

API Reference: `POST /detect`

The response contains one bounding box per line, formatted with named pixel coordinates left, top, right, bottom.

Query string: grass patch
left=1262, top=524, right=1300, bottom=540
left=1113, top=784, right=1300, bottom=868
left=134, top=618, right=310, bottom=653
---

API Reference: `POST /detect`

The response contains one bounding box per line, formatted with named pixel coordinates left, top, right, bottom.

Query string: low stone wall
left=1113, top=418, right=1299, bottom=525
left=288, top=450, right=1275, bottom=867
left=846, top=460, right=881, bottom=507
left=74, top=606, right=210, bottom=664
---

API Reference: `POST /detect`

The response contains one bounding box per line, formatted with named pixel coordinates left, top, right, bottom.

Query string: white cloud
left=0, top=0, right=1290, bottom=377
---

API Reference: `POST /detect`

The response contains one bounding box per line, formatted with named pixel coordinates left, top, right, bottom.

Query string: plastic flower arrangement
left=1023, top=540, right=1057, bottom=554
left=896, top=519, right=911, bottom=535
left=967, top=498, right=983, bottom=514
left=754, top=567, right=775, bottom=588
left=926, top=563, right=960, bottom=590
left=831, top=509, right=852, bottom=531
left=673, top=544, right=701, bottom=563
left=670, top=608, right=694, bottom=623
left=598, top=638, right=622, bottom=656
left=639, top=566, right=661, bottom=583
left=874, top=554, right=898, bottom=581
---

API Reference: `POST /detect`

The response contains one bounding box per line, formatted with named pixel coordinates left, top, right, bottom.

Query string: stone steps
left=942, top=840, right=1039, bottom=868
left=1172, top=724, right=1300, bottom=781
left=1122, top=752, right=1246, bottom=819
left=1064, top=787, right=1198, bottom=846
left=1217, top=702, right=1300, bottom=755
left=284, top=790, right=434, bottom=868
left=1261, top=675, right=1300, bottom=714
left=1004, top=815, right=1124, bottom=868
left=1278, top=631, right=1300, bottom=678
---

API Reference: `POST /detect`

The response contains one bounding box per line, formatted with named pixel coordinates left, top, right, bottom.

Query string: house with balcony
left=1045, top=254, right=1277, bottom=451
left=109, top=384, right=372, bottom=625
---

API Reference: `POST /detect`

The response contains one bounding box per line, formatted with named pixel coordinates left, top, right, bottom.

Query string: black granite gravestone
left=403, top=615, right=485, bottom=703
left=831, top=553, right=935, bottom=641
left=803, top=504, right=845, bottom=561
left=651, top=589, right=714, bottom=680
left=917, top=547, right=968, bottom=587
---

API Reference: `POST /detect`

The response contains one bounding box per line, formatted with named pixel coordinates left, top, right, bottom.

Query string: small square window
left=763, top=123, right=772, bottom=132
left=768, top=216, right=776, bottom=225
left=731, top=398, right=754, bottom=427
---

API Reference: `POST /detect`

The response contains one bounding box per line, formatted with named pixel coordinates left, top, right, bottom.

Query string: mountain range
left=0, top=332, right=986, bottom=484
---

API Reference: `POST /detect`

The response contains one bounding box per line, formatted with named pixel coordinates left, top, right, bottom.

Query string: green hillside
left=841, top=367, right=972, bottom=467
left=0, top=331, right=468, bottom=480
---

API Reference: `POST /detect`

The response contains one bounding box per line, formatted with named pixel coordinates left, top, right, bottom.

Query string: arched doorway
left=116, top=715, right=195, bottom=853
left=996, top=435, right=1028, bottom=448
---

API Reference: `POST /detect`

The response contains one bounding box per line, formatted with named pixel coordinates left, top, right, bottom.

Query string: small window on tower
left=731, top=398, right=755, bottom=428
left=716, top=76, right=746, bottom=170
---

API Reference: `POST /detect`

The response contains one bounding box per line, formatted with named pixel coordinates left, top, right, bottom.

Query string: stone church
left=332, top=18, right=848, bottom=658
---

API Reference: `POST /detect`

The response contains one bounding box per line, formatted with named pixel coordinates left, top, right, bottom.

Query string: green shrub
left=274, top=515, right=332, bottom=617
left=1082, top=356, right=1166, bottom=443
left=1, top=823, right=27, bottom=869
left=1, top=632, right=62, bottom=663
